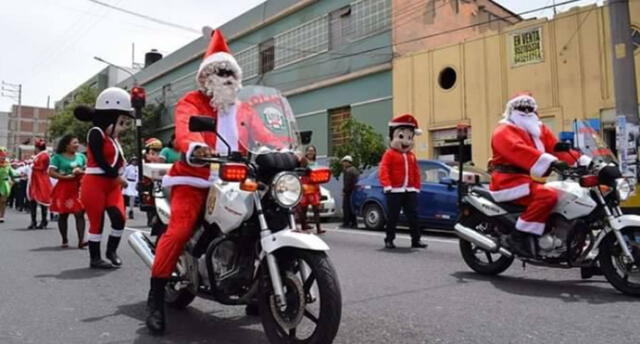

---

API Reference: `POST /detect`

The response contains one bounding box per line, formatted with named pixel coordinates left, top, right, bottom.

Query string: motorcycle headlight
left=616, top=178, right=632, bottom=201
left=271, top=172, right=302, bottom=208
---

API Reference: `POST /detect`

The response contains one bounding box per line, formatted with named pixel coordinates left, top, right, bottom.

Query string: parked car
left=306, top=186, right=337, bottom=219
left=351, top=160, right=490, bottom=231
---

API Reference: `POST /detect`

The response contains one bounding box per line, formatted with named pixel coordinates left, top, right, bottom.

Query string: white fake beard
left=510, top=110, right=541, bottom=138
left=203, top=74, right=240, bottom=114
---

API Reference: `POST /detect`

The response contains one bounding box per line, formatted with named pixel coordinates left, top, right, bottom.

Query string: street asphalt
left=0, top=207, right=639, bottom=344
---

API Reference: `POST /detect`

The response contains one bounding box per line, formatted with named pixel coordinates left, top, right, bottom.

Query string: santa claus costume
left=27, top=139, right=52, bottom=229
left=489, top=92, right=589, bottom=256
left=146, top=28, right=288, bottom=334
left=379, top=114, right=427, bottom=249
left=74, top=87, right=133, bottom=269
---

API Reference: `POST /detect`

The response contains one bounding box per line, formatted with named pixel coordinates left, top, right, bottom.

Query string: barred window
left=260, top=38, right=275, bottom=74
left=351, top=0, right=391, bottom=39
left=329, top=106, right=351, bottom=155
left=236, top=45, right=259, bottom=79
left=274, top=15, right=329, bottom=68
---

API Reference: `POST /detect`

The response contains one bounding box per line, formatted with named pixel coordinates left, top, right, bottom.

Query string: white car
left=306, top=186, right=336, bottom=218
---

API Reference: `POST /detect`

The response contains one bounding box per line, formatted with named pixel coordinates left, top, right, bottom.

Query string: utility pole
left=1, top=81, right=22, bottom=156
left=608, top=0, right=639, bottom=183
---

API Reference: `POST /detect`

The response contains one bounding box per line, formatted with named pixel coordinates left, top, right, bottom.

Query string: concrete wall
left=393, top=3, right=640, bottom=166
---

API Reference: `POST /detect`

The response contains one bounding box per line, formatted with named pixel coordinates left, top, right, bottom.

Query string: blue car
left=351, top=160, right=490, bottom=231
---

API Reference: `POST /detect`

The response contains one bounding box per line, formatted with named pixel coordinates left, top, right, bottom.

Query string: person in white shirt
left=122, top=157, right=139, bottom=220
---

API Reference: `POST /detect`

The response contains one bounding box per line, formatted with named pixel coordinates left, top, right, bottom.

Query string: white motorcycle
left=454, top=120, right=640, bottom=296
left=128, top=86, right=342, bottom=343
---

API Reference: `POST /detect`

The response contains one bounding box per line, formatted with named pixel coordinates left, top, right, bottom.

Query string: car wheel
left=363, top=203, right=385, bottom=231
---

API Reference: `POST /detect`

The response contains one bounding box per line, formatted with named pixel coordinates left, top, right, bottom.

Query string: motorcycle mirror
left=189, top=116, right=216, bottom=132
left=554, top=142, right=571, bottom=152
left=299, top=131, right=312, bottom=145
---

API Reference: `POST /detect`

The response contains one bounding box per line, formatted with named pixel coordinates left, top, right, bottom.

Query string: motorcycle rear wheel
left=259, top=249, right=342, bottom=344
left=599, top=229, right=640, bottom=297
left=458, top=215, right=514, bottom=275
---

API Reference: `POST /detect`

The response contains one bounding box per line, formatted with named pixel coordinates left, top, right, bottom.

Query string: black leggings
left=30, top=201, right=48, bottom=224
left=58, top=212, right=86, bottom=245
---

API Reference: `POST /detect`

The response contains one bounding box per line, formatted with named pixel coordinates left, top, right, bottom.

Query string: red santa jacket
left=85, top=127, right=125, bottom=175
left=379, top=149, right=420, bottom=193
left=27, top=151, right=52, bottom=205
left=489, top=121, right=578, bottom=202
left=163, top=90, right=287, bottom=189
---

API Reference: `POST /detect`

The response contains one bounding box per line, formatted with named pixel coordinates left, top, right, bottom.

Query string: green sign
left=512, top=27, right=543, bottom=66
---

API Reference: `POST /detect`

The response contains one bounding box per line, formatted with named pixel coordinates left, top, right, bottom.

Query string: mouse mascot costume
left=379, top=114, right=427, bottom=249
left=74, top=87, right=133, bottom=269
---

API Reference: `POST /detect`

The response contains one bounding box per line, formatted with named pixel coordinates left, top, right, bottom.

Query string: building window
left=329, top=106, right=351, bottom=155
left=351, top=0, right=391, bottom=39
left=438, top=67, right=457, bottom=90
left=236, top=45, right=260, bottom=79
left=632, top=25, right=640, bottom=52
left=330, top=6, right=353, bottom=49
left=275, top=15, right=329, bottom=68
left=259, top=38, right=275, bottom=74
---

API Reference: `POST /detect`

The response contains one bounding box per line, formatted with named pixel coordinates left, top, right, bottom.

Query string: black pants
left=30, top=201, right=48, bottom=225
left=7, top=184, right=17, bottom=208
left=384, top=192, right=421, bottom=243
left=15, top=181, right=27, bottom=210
left=342, top=192, right=356, bottom=226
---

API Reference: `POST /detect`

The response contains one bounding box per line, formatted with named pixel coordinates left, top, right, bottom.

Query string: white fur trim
left=532, top=136, right=544, bottom=152
left=531, top=153, right=557, bottom=178
left=578, top=155, right=592, bottom=167
left=88, top=233, right=102, bottom=242
left=389, top=122, right=417, bottom=127
left=110, top=229, right=124, bottom=238
left=383, top=186, right=392, bottom=192
left=162, top=175, right=216, bottom=189
left=186, top=142, right=209, bottom=167
left=516, top=218, right=545, bottom=236
left=414, top=129, right=422, bottom=136
left=387, top=187, right=419, bottom=193
left=197, top=52, right=242, bottom=85
left=489, top=183, right=530, bottom=202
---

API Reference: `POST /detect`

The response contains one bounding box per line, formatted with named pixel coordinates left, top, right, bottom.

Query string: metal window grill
left=274, top=15, right=329, bottom=68
left=351, top=0, right=391, bottom=39
left=236, top=45, right=260, bottom=79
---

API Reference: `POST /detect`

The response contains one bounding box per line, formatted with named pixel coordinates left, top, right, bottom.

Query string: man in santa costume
left=75, top=87, right=133, bottom=269
left=146, top=28, right=284, bottom=334
left=379, top=114, right=427, bottom=249
left=27, top=139, right=52, bottom=229
left=489, top=92, right=590, bottom=257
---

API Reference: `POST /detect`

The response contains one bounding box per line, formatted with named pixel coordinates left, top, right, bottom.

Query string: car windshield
left=573, top=120, right=617, bottom=164
left=235, top=85, right=301, bottom=155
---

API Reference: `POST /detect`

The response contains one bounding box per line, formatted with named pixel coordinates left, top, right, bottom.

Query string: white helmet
left=95, top=87, right=132, bottom=113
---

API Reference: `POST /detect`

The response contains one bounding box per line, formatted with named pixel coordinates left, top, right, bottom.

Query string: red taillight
left=220, top=163, right=248, bottom=182
left=579, top=175, right=599, bottom=187
left=308, top=168, right=331, bottom=184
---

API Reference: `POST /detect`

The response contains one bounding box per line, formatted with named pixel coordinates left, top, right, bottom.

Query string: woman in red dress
left=49, top=134, right=87, bottom=248
left=297, top=145, right=325, bottom=234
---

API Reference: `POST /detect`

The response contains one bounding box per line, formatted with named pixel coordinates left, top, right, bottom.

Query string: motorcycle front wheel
left=599, top=229, right=640, bottom=297
left=259, top=249, right=342, bottom=344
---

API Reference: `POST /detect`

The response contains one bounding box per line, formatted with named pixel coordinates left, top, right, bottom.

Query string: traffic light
left=131, top=86, right=146, bottom=109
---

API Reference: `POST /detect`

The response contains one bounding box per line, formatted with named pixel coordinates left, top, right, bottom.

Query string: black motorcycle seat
left=470, top=187, right=526, bottom=213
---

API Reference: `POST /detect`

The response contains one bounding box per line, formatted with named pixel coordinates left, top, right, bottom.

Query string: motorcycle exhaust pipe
left=454, top=223, right=512, bottom=258
left=127, top=231, right=155, bottom=269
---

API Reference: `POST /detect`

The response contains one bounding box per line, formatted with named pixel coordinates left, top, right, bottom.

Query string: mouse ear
left=73, top=105, right=94, bottom=121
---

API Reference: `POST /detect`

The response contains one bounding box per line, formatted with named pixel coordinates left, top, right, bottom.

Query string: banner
left=511, top=27, right=544, bottom=66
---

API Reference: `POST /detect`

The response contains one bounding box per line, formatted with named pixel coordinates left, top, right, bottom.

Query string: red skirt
left=299, top=184, right=321, bottom=207
left=50, top=178, right=84, bottom=214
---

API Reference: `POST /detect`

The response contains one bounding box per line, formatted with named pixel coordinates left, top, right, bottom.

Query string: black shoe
left=411, top=240, right=428, bottom=248
left=105, top=235, right=123, bottom=267
left=507, top=231, right=534, bottom=258
left=245, top=303, right=260, bottom=317
left=128, top=211, right=134, bottom=220
left=580, top=266, right=602, bottom=279
left=384, top=240, right=396, bottom=249
left=37, top=221, right=47, bottom=229
left=27, top=222, right=37, bottom=229
left=88, top=241, right=114, bottom=269
left=146, top=277, right=168, bottom=334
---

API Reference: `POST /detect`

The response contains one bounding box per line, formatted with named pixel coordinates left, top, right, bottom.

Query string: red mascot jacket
left=85, top=127, right=125, bottom=175
left=163, top=90, right=286, bottom=189
left=379, top=149, right=421, bottom=193
left=489, top=121, right=578, bottom=202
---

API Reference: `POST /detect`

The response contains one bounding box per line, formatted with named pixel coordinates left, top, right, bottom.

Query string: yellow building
left=393, top=3, right=640, bottom=166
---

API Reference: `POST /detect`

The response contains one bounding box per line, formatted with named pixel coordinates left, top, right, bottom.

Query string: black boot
left=105, top=235, right=123, bottom=267
left=88, top=241, right=114, bottom=269
left=37, top=220, right=48, bottom=229
left=507, top=231, right=534, bottom=258
left=128, top=210, right=134, bottom=220
left=411, top=240, right=428, bottom=248
left=27, top=222, right=37, bottom=229
left=146, top=277, right=168, bottom=334
left=384, top=240, right=396, bottom=249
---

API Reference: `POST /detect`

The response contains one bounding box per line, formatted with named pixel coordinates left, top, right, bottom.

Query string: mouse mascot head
left=73, top=87, right=134, bottom=137
left=388, top=114, right=422, bottom=153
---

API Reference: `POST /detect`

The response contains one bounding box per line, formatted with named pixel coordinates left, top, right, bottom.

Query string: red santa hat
left=389, top=114, right=422, bottom=135
left=503, top=91, right=537, bottom=118
left=34, top=138, right=46, bottom=150
left=196, top=28, right=242, bottom=88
